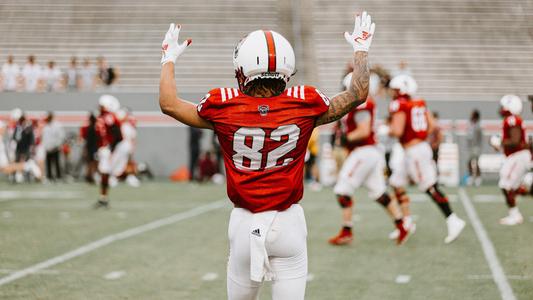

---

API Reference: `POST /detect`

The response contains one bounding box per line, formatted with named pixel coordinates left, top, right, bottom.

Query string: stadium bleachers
left=1, top=0, right=532, bottom=99
left=0, top=0, right=285, bottom=93
left=311, top=0, right=533, bottom=99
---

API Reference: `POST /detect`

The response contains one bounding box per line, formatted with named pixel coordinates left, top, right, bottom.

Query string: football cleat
left=499, top=208, right=523, bottom=226
left=389, top=217, right=416, bottom=240
left=444, top=213, right=466, bottom=244
left=93, top=199, right=110, bottom=210
left=328, top=228, right=353, bottom=245
left=24, top=159, right=42, bottom=179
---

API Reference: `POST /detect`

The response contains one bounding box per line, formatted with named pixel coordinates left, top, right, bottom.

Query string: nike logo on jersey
left=251, top=228, right=261, bottom=237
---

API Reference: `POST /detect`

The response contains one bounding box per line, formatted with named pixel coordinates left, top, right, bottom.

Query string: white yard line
left=458, top=189, right=516, bottom=300
left=0, top=191, right=83, bottom=202
left=0, top=199, right=227, bottom=287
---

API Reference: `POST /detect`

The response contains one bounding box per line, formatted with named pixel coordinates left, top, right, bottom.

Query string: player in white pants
left=328, top=95, right=409, bottom=246
left=388, top=75, right=465, bottom=244
left=0, top=121, right=41, bottom=179
left=227, top=204, right=308, bottom=300
left=490, top=95, right=531, bottom=225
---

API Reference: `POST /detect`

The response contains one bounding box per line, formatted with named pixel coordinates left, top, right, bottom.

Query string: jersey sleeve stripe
left=287, top=87, right=292, bottom=97
left=292, top=86, right=298, bottom=98
left=227, top=88, right=233, bottom=99
left=233, top=88, right=239, bottom=97
left=220, top=88, right=227, bottom=102
left=299, top=86, right=305, bottom=100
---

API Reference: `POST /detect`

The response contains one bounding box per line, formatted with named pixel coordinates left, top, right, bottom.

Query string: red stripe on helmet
left=263, top=31, right=276, bottom=72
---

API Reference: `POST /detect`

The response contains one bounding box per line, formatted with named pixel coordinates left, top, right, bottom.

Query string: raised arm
left=316, top=11, right=375, bottom=126
left=159, top=24, right=213, bottom=130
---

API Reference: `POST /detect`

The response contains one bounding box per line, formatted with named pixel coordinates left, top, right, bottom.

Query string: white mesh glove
left=344, top=11, right=375, bottom=52
left=161, top=23, right=191, bottom=65
left=490, top=135, right=502, bottom=148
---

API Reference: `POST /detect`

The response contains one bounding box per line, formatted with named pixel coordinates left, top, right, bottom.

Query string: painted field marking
left=0, top=191, right=83, bottom=202
left=458, top=189, right=516, bottom=300
left=201, top=272, right=218, bottom=281
left=117, top=211, right=128, bottom=219
left=0, top=199, right=227, bottom=287
left=395, top=275, right=411, bottom=284
left=59, top=212, right=70, bottom=219
left=306, top=273, right=315, bottom=282
left=2, top=211, right=12, bottom=218
left=468, top=274, right=530, bottom=281
left=0, top=269, right=59, bottom=275
left=104, top=271, right=125, bottom=280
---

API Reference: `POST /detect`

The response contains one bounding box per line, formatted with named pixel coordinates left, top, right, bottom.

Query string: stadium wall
left=0, top=92, right=531, bottom=177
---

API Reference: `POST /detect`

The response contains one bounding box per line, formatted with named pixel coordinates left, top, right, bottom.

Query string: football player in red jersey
left=159, top=12, right=374, bottom=300
left=94, top=94, right=123, bottom=209
left=328, top=73, right=410, bottom=246
left=489, top=95, right=531, bottom=225
left=387, top=75, right=466, bottom=244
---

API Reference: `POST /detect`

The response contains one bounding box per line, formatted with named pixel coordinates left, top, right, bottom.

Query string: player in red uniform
left=489, top=95, right=531, bottom=225
left=388, top=75, right=466, bottom=244
left=159, top=12, right=374, bottom=300
left=328, top=73, right=410, bottom=246
left=93, top=95, right=123, bottom=209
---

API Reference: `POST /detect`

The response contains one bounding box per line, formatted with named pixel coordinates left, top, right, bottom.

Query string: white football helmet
left=389, top=74, right=418, bottom=96
left=233, top=30, right=295, bottom=91
left=499, top=94, right=522, bottom=115
left=99, top=94, right=120, bottom=113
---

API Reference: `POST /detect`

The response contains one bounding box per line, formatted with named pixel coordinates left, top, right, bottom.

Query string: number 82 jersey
left=197, top=86, right=330, bottom=213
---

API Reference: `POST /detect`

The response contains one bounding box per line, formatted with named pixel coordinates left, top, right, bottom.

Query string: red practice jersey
left=197, top=86, right=330, bottom=213
left=502, top=115, right=527, bottom=156
left=389, top=96, right=429, bottom=145
left=342, top=97, right=376, bottom=151
left=96, top=111, right=122, bottom=148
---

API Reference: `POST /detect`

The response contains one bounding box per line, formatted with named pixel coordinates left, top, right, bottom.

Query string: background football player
left=387, top=74, right=466, bottom=244
left=328, top=73, right=410, bottom=246
left=159, top=11, right=374, bottom=300
left=94, top=94, right=123, bottom=209
left=489, top=95, right=530, bottom=225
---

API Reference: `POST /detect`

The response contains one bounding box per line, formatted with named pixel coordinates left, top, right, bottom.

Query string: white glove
left=377, top=124, right=390, bottom=136
left=344, top=11, right=375, bottom=52
left=490, top=135, right=502, bottom=148
left=161, top=23, right=191, bottom=65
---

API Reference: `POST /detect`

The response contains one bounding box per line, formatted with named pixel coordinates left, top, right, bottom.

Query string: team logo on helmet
left=258, top=105, right=269, bottom=116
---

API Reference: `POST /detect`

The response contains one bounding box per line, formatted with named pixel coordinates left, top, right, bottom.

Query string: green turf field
left=0, top=181, right=532, bottom=299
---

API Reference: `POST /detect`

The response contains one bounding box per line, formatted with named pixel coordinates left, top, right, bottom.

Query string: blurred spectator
left=21, top=55, right=43, bottom=92
left=466, top=109, right=483, bottom=186
left=79, top=113, right=100, bottom=183
left=198, top=151, right=217, bottom=182
left=65, top=56, right=80, bottom=91
left=42, top=61, right=63, bottom=92
left=97, top=56, right=119, bottom=88
left=305, top=128, right=320, bottom=185
left=212, top=133, right=223, bottom=173
left=42, top=112, right=65, bottom=180
left=12, top=113, right=35, bottom=162
left=428, top=111, right=443, bottom=163
left=80, top=58, right=97, bottom=91
left=189, top=127, right=202, bottom=181
left=1, top=55, right=20, bottom=92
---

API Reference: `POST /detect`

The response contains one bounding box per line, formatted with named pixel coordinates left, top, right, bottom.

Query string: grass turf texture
left=0, top=182, right=531, bottom=299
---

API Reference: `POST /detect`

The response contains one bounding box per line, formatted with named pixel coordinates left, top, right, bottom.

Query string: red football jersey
left=96, top=111, right=122, bottom=148
left=342, top=97, right=376, bottom=151
left=197, top=86, right=330, bottom=213
left=502, top=115, right=527, bottom=156
left=389, top=96, right=429, bottom=145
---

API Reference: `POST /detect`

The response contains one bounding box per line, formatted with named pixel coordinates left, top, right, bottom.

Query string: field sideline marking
left=458, top=189, right=516, bottom=300
left=0, top=199, right=227, bottom=287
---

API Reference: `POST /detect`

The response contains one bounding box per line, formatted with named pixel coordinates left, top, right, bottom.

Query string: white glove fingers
left=361, top=11, right=367, bottom=26
left=344, top=31, right=352, bottom=43
left=355, top=15, right=361, bottom=32
left=369, top=22, right=376, bottom=36
left=366, top=14, right=372, bottom=30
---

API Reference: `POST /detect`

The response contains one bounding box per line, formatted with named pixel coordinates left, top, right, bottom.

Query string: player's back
left=197, top=86, right=329, bottom=212
left=390, top=97, right=428, bottom=145
left=502, top=115, right=527, bottom=156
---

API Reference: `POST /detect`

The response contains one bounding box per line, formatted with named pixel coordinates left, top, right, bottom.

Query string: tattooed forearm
left=315, top=51, right=369, bottom=126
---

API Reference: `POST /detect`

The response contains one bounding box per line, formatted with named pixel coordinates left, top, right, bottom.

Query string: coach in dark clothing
left=189, top=127, right=202, bottom=181
left=13, top=115, right=34, bottom=162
